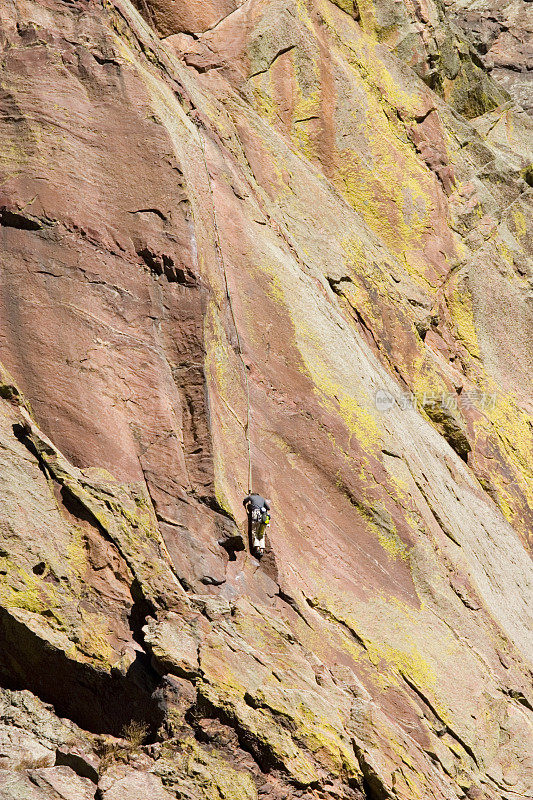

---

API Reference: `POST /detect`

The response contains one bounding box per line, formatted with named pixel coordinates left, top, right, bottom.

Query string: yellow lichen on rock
left=157, top=738, right=258, bottom=800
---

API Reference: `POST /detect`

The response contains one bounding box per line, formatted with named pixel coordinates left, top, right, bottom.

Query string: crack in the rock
left=293, top=114, right=321, bottom=123
left=326, top=276, right=411, bottom=388
left=195, top=0, right=253, bottom=38
left=188, top=690, right=280, bottom=775
left=400, top=672, right=479, bottom=768
left=0, top=207, right=46, bottom=231
left=249, top=45, right=297, bottom=79
left=128, top=207, right=168, bottom=221
left=351, top=738, right=390, bottom=800
left=137, top=246, right=197, bottom=285
left=55, top=748, right=99, bottom=784
left=409, top=471, right=462, bottom=547
left=0, top=604, right=164, bottom=739
left=305, top=597, right=367, bottom=650
left=92, top=52, right=122, bottom=67
left=277, top=588, right=313, bottom=628
left=502, top=687, right=533, bottom=712
left=422, top=402, right=471, bottom=463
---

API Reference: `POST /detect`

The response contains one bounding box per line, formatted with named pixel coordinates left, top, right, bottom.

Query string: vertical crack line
left=138, top=0, right=158, bottom=31
left=199, top=131, right=253, bottom=494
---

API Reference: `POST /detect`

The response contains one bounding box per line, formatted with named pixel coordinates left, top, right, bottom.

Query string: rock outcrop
left=0, top=1, right=532, bottom=799
left=446, top=0, right=533, bottom=114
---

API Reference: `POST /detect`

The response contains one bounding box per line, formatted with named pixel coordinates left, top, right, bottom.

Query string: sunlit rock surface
left=0, top=1, right=532, bottom=799
left=446, top=0, right=533, bottom=114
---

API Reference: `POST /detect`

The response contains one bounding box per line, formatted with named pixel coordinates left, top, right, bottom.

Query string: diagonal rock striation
left=0, top=1, right=532, bottom=799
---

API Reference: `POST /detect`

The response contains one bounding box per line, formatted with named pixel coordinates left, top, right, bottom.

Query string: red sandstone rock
left=0, top=1, right=532, bottom=799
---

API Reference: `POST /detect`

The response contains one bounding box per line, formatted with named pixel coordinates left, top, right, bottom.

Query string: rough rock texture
left=446, top=0, right=533, bottom=114
left=0, top=1, right=532, bottom=799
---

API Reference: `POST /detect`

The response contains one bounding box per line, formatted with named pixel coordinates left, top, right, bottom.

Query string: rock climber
left=243, top=493, right=271, bottom=559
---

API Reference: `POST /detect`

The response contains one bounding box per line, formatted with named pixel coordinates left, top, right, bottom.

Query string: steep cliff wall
left=0, top=2, right=532, bottom=799
left=446, top=0, right=533, bottom=114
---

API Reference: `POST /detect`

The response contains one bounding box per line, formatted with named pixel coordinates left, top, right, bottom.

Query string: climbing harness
left=257, top=512, right=270, bottom=540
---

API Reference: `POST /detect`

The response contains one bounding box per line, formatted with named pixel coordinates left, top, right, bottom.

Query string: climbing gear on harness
left=256, top=512, right=270, bottom=541
left=245, top=497, right=271, bottom=559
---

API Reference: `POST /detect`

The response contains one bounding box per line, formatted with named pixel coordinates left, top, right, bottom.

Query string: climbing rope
left=199, top=131, right=253, bottom=494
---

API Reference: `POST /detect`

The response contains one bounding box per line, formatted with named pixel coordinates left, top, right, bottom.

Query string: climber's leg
left=252, top=521, right=267, bottom=558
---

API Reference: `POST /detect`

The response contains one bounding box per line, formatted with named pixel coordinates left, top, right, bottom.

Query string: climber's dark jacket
left=243, top=493, right=270, bottom=514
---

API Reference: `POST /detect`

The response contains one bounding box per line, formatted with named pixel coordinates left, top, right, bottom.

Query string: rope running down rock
left=199, top=131, right=253, bottom=494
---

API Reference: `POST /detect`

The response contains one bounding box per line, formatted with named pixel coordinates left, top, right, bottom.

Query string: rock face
left=446, top=0, right=533, bottom=114
left=0, top=2, right=532, bottom=799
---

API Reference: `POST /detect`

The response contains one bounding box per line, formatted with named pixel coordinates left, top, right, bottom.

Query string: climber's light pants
left=251, top=509, right=268, bottom=553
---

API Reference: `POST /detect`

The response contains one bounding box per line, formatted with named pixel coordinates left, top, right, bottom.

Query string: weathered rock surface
left=0, top=1, right=532, bottom=799
left=446, top=0, right=533, bottom=114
